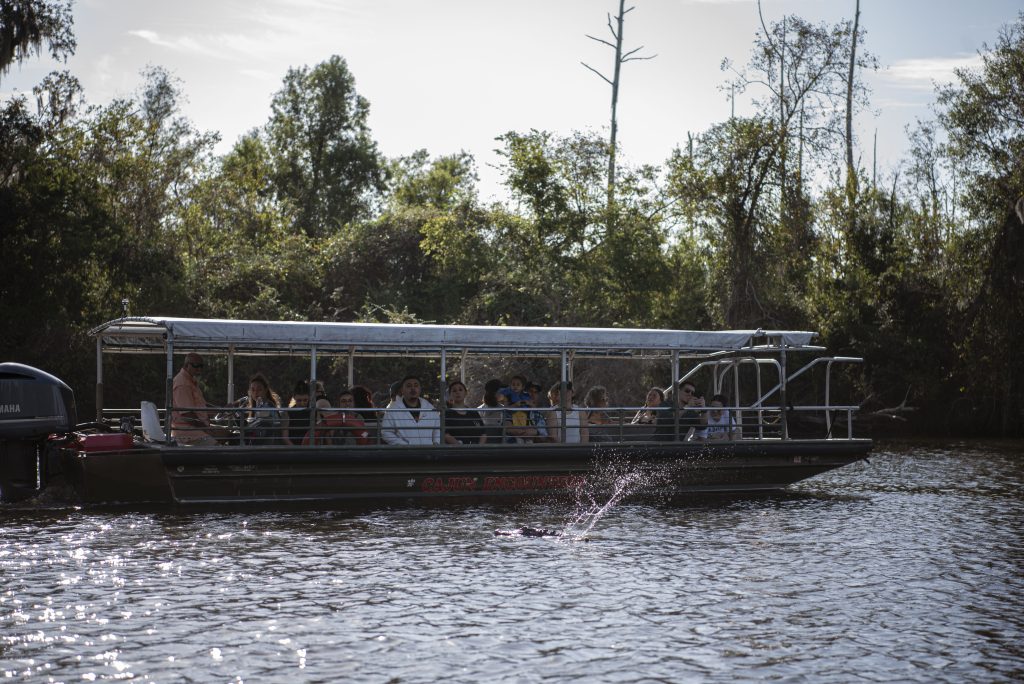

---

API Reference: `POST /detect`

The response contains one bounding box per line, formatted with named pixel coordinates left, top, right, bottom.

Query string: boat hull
left=60, top=439, right=872, bottom=507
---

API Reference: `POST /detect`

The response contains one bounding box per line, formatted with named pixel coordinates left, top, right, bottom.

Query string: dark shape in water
left=494, top=527, right=561, bottom=538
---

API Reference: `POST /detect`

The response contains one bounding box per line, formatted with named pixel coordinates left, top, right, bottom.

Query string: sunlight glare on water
left=1, top=442, right=1022, bottom=682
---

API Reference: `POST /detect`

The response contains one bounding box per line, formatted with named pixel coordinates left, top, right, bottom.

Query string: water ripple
left=1, top=443, right=1023, bottom=681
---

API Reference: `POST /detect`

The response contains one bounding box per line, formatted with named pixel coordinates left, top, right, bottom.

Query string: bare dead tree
left=581, top=0, right=655, bottom=214
left=845, top=0, right=861, bottom=234
left=756, top=0, right=786, bottom=217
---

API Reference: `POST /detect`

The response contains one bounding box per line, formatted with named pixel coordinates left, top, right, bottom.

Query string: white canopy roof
left=90, top=317, right=818, bottom=357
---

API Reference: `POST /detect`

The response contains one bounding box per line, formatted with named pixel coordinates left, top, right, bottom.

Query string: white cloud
left=127, top=29, right=236, bottom=60
left=881, top=54, right=983, bottom=90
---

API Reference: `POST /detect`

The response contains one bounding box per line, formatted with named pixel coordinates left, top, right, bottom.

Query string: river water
left=2, top=441, right=1022, bottom=682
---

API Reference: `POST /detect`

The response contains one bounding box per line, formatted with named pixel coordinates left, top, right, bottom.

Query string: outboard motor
left=0, top=362, right=77, bottom=503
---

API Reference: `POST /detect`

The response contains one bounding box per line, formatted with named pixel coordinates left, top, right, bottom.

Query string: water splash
left=496, top=445, right=714, bottom=542
left=557, top=449, right=682, bottom=541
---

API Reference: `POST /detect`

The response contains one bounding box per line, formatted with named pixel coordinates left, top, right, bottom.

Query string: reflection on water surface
left=2, top=442, right=1022, bottom=682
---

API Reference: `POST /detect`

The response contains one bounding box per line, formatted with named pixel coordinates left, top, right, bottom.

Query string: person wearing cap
left=381, top=375, right=441, bottom=445
left=546, top=381, right=589, bottom=444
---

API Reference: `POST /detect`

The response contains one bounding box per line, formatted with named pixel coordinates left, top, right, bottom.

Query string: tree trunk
left=845, top=0, right=861, bottom=235
left=608, top=0, right=626, bottom=212
left=778, top=15, right=787, bottom=222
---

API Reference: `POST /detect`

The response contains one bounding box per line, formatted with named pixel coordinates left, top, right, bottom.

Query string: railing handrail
left=99, top=396, right=866, bottom=445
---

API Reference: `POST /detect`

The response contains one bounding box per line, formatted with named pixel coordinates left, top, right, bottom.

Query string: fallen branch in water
left=871, top=386, right=918, bottom=421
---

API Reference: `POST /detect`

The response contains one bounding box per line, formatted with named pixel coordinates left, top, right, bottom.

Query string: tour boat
left=0, top=317, right=872, bottom=506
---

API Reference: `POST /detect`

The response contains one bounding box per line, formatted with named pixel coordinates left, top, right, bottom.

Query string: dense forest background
left=1, top=3, right=1022, bottom=436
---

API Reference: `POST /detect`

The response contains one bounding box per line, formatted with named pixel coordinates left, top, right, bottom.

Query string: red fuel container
left=76, top=432, right=134, bottom=452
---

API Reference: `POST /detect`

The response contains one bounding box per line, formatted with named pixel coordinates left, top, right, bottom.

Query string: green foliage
left=666, top=116, right=788, bottom=327
left=934, top=14, right=1024, bottom=435
left=490, top=129, right=677, bottom=327
left=266, top=55, right=386, bottom=238
left=3, top=13, right=1023, bottom=436
left=390, top=149, right=478, bottom=211
left=0, top=0, right=75, bottom=79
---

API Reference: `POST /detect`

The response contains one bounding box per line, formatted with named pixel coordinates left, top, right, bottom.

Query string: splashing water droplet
left=559, top=447, right=679, bottom=541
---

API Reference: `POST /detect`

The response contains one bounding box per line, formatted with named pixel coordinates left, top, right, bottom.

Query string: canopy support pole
left=440, top=348, right=447, bottom=442
left=95, top=337, right=104, bottom=422
left=164, top=337, right=174, bottom=444
left=227, top=345, right=235, bottom=406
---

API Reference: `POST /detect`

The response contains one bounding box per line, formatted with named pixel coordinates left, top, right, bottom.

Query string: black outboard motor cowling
left=0, top=362, right=77, bottom=502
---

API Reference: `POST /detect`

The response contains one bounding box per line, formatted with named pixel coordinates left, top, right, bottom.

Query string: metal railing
left=100, top=397, right=864, bottom=446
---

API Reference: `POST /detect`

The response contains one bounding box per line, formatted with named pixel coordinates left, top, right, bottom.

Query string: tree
left=265, top=55, right=386, bottom=238
left=844, top=0, right=862, bottom=232
left=936, top=14, right=1024, bottom=435
left=389, top=149, right=478, bottom=211
left=492, top=129, right=672, bottom=327
left=0, top=65, right=226, bottom=416
left=666, top=117, right=785, bottom=328
left=725, top=3, right=876, bottom=242
left=581, top=0, right=655, bottom=211
left=0, top=0, right=75, bottom=80
left=181, top=131, right=323, bottom=321
left=324, top=149, right=488, bottom=324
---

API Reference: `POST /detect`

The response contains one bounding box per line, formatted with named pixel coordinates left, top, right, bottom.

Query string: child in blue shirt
left=499, top=375, right=531, bottom=408
left=500, top=375, right=531, bottom=431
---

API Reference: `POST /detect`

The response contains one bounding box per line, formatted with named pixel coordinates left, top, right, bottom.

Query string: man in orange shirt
left=171, top=352, right=219, bottom=446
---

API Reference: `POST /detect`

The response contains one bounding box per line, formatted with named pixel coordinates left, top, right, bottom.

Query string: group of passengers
left=171, top=353, right=375, bottom=446
left=169, top=352, right=740, bottom=447
left=631, top=381, right=741, bottom=441
left=236, top=376, right=375, bottom=446
left=442, top=376, right=585, bottom=446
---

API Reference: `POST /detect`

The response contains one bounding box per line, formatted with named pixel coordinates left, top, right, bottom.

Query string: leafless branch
left=757, top=0, right=777, bottom=54
left=606, top=14, right=618, bottom=40
left=586, top=33, right=617, bottom=50
left=871, top=386, right=918, bottom=417
left=621, top=45, right=656, bottom=62
left=581, top=62, right=614, bottom=86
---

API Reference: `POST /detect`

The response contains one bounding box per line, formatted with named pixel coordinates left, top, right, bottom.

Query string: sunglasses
left=189, top=362, right=204, bottom=369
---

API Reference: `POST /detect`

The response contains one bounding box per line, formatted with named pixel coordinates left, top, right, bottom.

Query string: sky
left=2, top=0, right=1020, bottom=202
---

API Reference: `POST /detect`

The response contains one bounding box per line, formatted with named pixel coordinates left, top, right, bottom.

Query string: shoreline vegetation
left=1, top=4, right=1022, bottom=437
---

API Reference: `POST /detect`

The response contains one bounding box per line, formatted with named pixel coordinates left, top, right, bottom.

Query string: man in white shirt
left=380, top=376, right=441, bottom=445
